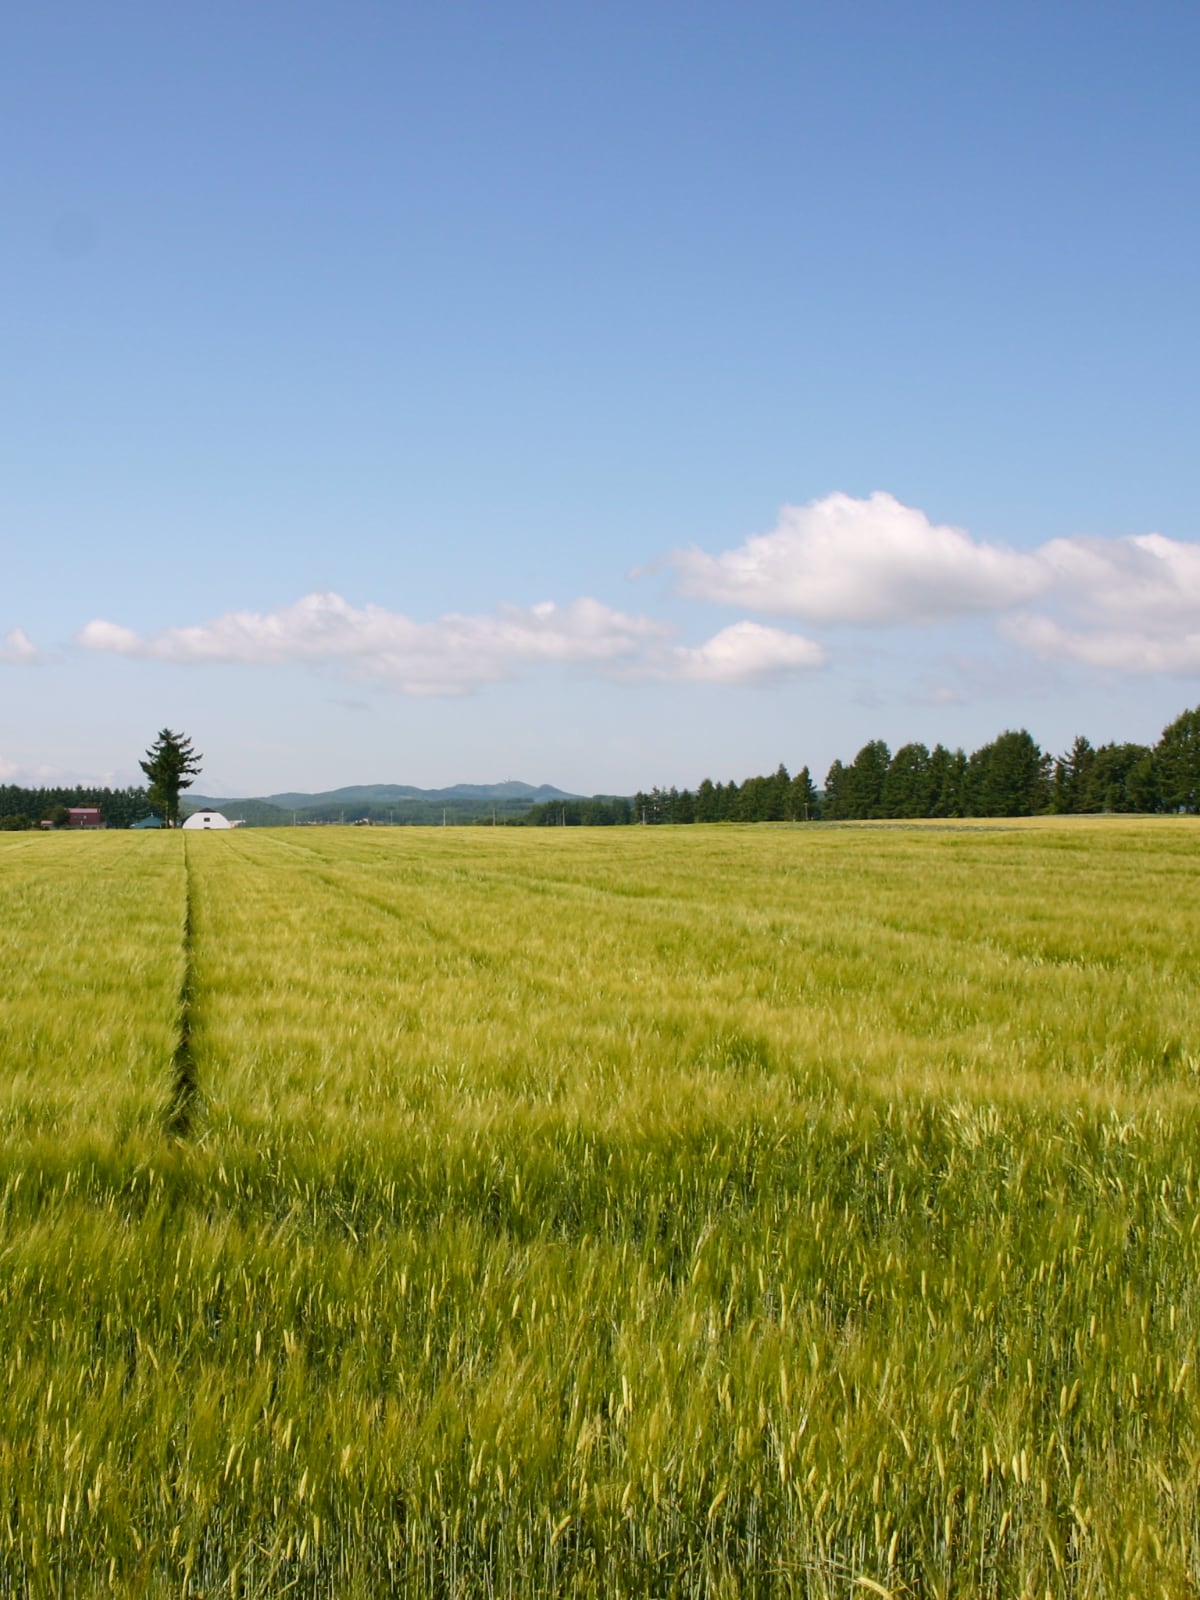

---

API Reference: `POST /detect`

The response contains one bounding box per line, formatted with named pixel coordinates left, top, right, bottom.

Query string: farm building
left=131, top=815, right=164, bottom=830
left=181, top=810, right=233, bottom=830
left=67, top=807, right=103, bottom=829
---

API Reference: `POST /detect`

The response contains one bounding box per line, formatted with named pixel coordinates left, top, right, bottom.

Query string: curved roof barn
left=181, top=809, right=232, bottom=830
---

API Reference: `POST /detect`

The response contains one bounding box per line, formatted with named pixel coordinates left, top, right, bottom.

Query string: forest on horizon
left=3, top=704, right=1199, bottom=830
left=519, top=703, right=1200, bottom=826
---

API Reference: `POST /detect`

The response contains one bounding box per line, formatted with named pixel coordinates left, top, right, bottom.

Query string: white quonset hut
left=181, top=810, right=233, bottom=830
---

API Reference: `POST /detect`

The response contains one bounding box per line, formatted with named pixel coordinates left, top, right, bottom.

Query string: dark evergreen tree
left=139, top=730, right=202, bottom=827
left=694, top=778, right=720, bottom=822
left=0, top=783, right=152, bottom=828
left=881, top=742, right=933, bottom=818
left=925, top=745, right=960, bottom=817
left=1050, top=736, right=1095, bottom=813
left=1081, top=743, right=1154, bottom=812
left=788, top=766, right=819, bottom=820
left=765, top=764, right=790, bottom=821
left=1125, top=751, right=1160, bottom=813
left=964, top=730, right=1050, bottom=817
left=1156, top=707, right=1200, bottom=812
left=518, top=796, right=633, bottom=826
left=843, top=740, right=891, bottom=819
left=736, top=775, right=771, bottom=821
left=822, top=760, right=847, bottom=820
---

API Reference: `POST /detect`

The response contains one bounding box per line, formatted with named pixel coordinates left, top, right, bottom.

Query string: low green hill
left=182, top=781, right=579, bottom=827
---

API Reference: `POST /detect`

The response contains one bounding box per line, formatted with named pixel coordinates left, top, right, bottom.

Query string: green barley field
left=2, top=820, right=1200, bottom=1599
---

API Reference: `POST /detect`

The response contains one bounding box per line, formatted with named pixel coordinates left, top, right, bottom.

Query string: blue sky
left=4, top=2, right=1199, bottom=797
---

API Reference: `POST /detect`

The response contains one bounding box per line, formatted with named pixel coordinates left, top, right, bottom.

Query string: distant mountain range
left=183, top=781, right=579, bottom=826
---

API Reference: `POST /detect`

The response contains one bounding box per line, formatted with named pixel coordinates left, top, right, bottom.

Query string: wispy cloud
left=1012, top=532, right=1200, bottom=671
left=79, top=592, right=669, bottom=696
left=1, top=627, right=38, bottom=664
left=81, top=588, right=672, bottom=688
left=0, top=757, right=90, bottom=784
left=78, top=591, right=826, bottom=693
left=1039, top=532, right=1200, bottom=627
left=668, top=493, right=1200, bottom=677
left=1003, top=615, right=1200, bottom=674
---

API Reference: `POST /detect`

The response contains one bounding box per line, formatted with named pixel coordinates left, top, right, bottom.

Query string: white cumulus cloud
left=668, top=492, right=1200, bottom=679
left=1, top=627, right=38, bottom=664
left=670, top=492, right=1048, bottom=625
left=669, top=622, right=826, bottom=684
left=73, top=501, right=1200, bottom=696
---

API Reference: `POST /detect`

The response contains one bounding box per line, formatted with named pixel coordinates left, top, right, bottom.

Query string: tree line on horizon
left=0, top=730, right=202, bottom=832
left=516, top=704, right=1200, bottom=826
left=4, top=705, right=1198, bottom=832
left=0, top=784, right=153, bottom=832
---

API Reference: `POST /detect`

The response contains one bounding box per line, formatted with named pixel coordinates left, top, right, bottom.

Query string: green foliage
left=881, top=741, right=934, bottom=818
left=140, top=728, right=202, bottom=827
left=822, top=758, right=847, bottom=820
left=842, top=739, right=892, bottom=819
left=787, top=765, right=819, bottom=821
left=1050, top=735, right=1094, bottom=814
left=928, top=743, right=966, bottom=817
left=1084, top=742, right=1154, bottom=812
left=616, top=705, right=1200, bottom=828
left=963, top=729, right=1050, bottom=817
left=517, top=795, right=632, bottom=826
left=1051, top=738, right=1155, bottom=815
left=0, top=784, right=151, bottom=829
left=1156, top=706, right=1200, bottom=812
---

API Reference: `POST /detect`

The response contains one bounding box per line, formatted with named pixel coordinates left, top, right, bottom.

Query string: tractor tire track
left=165, top=833, right=200, bottom=1138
